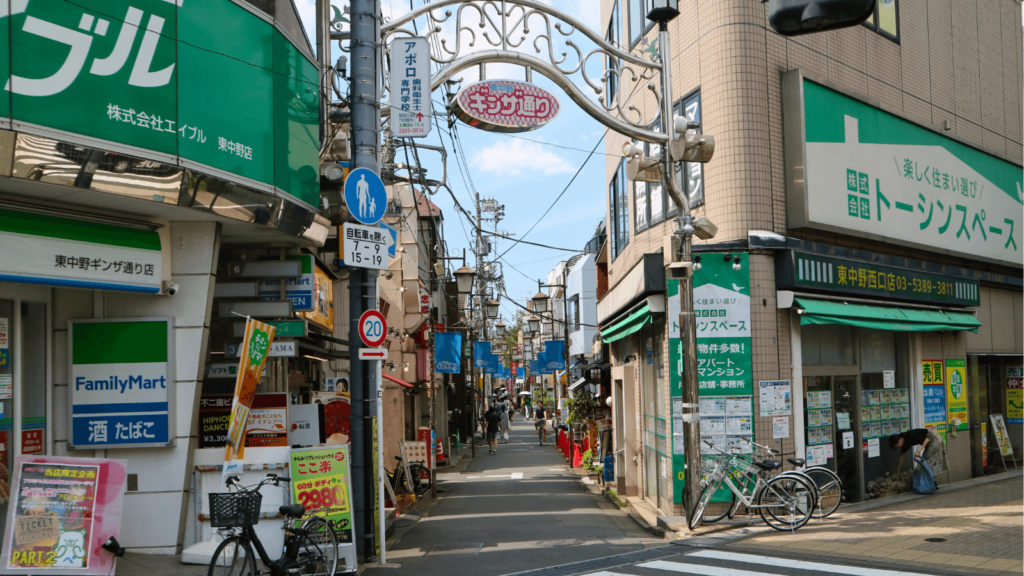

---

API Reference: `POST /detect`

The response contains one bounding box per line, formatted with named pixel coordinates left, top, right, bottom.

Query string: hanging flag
left=435, top=332, right=462, bottom=374
left=529, top=359, right=540, bottom=375
left=486, top=353, right=502, bottom=375
left=473, top=342, right=491, bottom=367
left=544, top=340, right=566, bottom=370
left=225, top=319, right=276, bottom=475
left=516, top=367, right=526, bottom=379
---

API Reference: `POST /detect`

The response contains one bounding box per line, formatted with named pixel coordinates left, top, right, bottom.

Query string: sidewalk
left=720, top=472, right=1023, bottom=576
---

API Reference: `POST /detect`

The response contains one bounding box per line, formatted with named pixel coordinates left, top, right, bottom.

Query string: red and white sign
left=358, top=309, right=387, bottom=348
left=418, top=288, right=431, bottom=316
left=452, top=80, right=560, bottom=133
left=20, top=430, right=42, bottom=455
left=358, top=348, right=388, bottom=360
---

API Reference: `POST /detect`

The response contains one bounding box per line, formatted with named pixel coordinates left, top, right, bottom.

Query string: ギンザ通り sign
left=68, top=318, right=175, bottom=449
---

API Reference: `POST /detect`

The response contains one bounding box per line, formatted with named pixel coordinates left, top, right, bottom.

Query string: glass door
left=833, top=376, right=861, bottom=503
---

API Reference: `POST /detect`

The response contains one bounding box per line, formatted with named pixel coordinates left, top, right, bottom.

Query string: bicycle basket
left=209, top=492, right=263, bottom=528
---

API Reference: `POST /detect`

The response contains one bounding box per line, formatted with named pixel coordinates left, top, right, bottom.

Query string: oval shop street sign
left=451, top=80, right=560, bottom=133
left=345, top=168, right=387, bottom=225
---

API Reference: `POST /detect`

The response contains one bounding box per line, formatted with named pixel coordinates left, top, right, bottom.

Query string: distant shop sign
left=451, top=80, right=560, bottom=133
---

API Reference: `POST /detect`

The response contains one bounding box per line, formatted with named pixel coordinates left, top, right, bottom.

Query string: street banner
left=1006, top=367, right=1023, bottom=424
left=1, top=456, right=126, bottom=575
left=473, top=342, right=491, bottom=367
left=516, top=367, right=525, bottom=380
left=543, top=341, right=566, bottom=370
left=224, top=319, right=276, bottom=475
left=289, top=446, right=355, bottom=543
left=434, top=332, right=462, bottom=374
left=945, top=359, right=968, bottom=430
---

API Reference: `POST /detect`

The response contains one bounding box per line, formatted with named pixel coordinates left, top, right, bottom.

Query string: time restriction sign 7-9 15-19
left=358, top=310, right=387, bottom=348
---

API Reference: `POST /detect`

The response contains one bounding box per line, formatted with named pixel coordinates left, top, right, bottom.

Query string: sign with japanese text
left=1, top=456, right=127, bottom=575
left=224, top=319, right=276, bottom=474
left=20, top=430, right=42, bottom=455
left=225, top=340, right=297, bottom=359
left=452, top=80, right=561, bottom=133
left=389, top=38, right=432, bottom=137
left=2, top=1, right=321, bottom=207
left=1, top=209, right=162, bottom=294
left=758, top=380, right=792, bottom=416
left=923, top=383, right=947, bottom=440
left=289, top=446, right=355, bottom=544
left=342, top=223, right=389, bottom=270
left=197, top=395, right=231, bottom=449
left=203, top=363, right=238, bottom=380
left=244, top=393, right=288, bottom=448
left=298, top=262, right=335, bottom=332
left=777, top=251, right=979, bottom=306
left=990, top=414, right=1014, bottom=458
left=233, top=320, right=307, bottom=339
left=1006, top=366, right=1023, bottom=424
left=68, top=319, right=175, bottom=450
left=922, top=359, right=944, bottom=385
left=258, top=255, right=315, bottom=312
left=783, top=73, right=1022, bottom=265
left=945, top=359, right=968, bottom=430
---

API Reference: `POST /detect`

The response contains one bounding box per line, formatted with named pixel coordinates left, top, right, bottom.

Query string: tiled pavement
left=724, top=474, right=1023, bottom=576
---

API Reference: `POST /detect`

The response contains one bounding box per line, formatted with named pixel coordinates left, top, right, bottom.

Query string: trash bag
left=912, top=457, right=937, bottom=494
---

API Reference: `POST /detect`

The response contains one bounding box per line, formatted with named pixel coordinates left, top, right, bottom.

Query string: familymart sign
left=782, top=71, right=1023, bottom=266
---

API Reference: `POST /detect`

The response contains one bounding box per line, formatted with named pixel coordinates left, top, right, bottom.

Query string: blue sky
left=297, top=1, right=610, bottom=321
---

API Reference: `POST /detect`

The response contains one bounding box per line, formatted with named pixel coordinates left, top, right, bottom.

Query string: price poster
left=1006, top=367, right=1023, bottom=424
left=289, top=446, right=355, bottom=543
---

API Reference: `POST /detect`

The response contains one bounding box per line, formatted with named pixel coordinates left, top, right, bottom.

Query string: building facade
left=598, top=0, right=1023, bottom=517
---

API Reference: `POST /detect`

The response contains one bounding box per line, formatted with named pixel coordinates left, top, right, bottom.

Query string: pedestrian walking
left=499, top=400, right=511, bottom=443
left=890, top=428, right=948, bottom=477
left=534, top=402, right=548, bottom=445
left=485, top=406, right=501, bottom=454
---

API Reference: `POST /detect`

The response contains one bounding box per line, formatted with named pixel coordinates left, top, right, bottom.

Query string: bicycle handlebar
left=739, top=436, right=779, bottom=455
left=225, top=472, right=289, bottom=490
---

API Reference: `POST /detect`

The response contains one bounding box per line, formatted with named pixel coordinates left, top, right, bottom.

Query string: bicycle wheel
left=694, top=481, right=736, bottom=526
left=408, top=463, right=431, bottom=497
left=757, top=475, right=814, bottom=531
left=294, top=516, right=338, bottom=576
left=803, top=466, right=842, bottom=518
left=687, top=478, right=721, bottom=531
left=208, top=535, right=256, bottom=576
left=776, top=471, right=818, bottom=515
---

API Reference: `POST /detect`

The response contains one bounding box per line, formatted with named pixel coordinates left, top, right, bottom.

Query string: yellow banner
left=945, top=359, right=968, bottom=431
left=225, top=319, right=276, bottom=466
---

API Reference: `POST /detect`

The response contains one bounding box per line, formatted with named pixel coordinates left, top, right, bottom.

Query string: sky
left=295, top=0, right=610, bottom=322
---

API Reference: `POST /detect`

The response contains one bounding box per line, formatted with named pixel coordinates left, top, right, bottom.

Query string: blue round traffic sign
left=345, top=168, right=387, bottom=225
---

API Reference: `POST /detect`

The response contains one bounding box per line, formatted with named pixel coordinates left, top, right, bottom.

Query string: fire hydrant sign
left=289, top=446, right=355, bottom=544
left=342, top=223, right=390, bottom=270
left=389, top=38, right=432, bottom=137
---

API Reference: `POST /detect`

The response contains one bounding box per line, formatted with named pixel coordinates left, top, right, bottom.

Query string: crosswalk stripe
left=638, top=559, right=776, bottom=576
left=688, top=551, right=938, bottom=576
left=581, top=572, right=632, bottom=576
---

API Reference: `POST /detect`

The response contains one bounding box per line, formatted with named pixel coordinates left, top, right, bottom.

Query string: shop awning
left=382, top=373, right=414, bottom=388
left=794, top=298, right=981, bottom=333
left=600, top=303, right=651, bottom=343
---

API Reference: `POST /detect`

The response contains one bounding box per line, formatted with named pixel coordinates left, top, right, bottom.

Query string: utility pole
left=348, top=0, right=381, bottom=562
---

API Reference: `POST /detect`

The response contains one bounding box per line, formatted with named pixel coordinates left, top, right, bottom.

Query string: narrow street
left=365, top=419, right=662, bottom=576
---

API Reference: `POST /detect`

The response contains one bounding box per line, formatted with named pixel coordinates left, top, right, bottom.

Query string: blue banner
left=434, top=332, right=462, bottom=374
left=529, top=360, right=540, bottom=375
left=516, top=367, right=525, bottom=380
left=473, top=342, right=491, bottom=367
left=544, top=341, right=566, bottom=370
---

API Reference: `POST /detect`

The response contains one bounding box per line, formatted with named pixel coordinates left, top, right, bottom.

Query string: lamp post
left=455, top=265, right=477, bottom=458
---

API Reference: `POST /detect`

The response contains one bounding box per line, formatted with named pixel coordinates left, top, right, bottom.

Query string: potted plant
left=866, top=470, right=912, bottom=498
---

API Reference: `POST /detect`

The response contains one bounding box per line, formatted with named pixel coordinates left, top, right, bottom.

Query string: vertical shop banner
left=68, top=319, right=175, bottom=449
left=224, top=320, right=276, bottom=474
left=668, top=252, right=753, bottom=503
left=945, top=359, right=968, bottom=430
left=473, top=342, right=491, bottom=367
left=244, top=393, right=289, bottom=448
left=434, top=332, right=462, bottom=374
left=543, top=341, right=566, bottom=370
left=923, top=383, right=947, bottom=440
left=289, top=447, right=355, bottom=543
left=1006, top=367, right=1023, bottom=424
left=1, top=456, right=126, bottom=575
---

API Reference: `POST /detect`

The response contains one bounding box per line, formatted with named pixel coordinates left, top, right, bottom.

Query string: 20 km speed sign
left=343, top=223, right=390, bottom=270
left=358, top=310, right=387, bottom=348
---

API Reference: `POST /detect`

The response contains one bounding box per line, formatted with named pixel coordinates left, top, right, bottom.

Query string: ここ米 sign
left=68, top=319, right=175, bottom=449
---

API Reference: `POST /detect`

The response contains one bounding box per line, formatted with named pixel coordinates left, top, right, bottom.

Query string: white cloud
left=471, top=139, right=575, bottom=176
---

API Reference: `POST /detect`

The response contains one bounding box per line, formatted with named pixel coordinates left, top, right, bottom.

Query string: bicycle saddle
left=280, top=504, right=306, bottom=518
left=787, top=457, right=806, bottom=467
left=753, top=460, right=782, bottom=471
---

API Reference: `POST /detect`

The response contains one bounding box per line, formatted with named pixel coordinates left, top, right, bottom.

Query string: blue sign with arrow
left=345, top=168, right=387, bottom=225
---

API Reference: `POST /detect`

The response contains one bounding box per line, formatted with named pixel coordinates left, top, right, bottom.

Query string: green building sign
left=2, top=0, right=320, bottom=207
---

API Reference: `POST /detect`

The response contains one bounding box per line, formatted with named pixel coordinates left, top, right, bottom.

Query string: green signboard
left=776, top=251, right=980, bottom=306
left=783, top=71, right=1022, bottom=266
left=3, top=0, right=319, bottom=207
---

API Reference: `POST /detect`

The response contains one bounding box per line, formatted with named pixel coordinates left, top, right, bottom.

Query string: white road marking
left=464, top=473, right=523, bottom=479
left=638, top=560, right=777, bottom=576
left=688, top=551, right=939, bottom=576
left=511, top=472, right=523, bottom=479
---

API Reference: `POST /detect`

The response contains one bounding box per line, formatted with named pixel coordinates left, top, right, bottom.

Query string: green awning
left=795, top=298, right=981, bottom=333
left=600, top=303, right=652, bottom=343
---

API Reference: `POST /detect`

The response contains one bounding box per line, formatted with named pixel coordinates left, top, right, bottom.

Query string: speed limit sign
left=358, top=310, right=387, bottom=348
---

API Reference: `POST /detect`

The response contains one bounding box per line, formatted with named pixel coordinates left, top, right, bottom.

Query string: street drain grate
left=534, top=539, right=585, bottom=548
left=426, top=543, right=483, bottom=556
left=924, top=538, right=947, bottom=543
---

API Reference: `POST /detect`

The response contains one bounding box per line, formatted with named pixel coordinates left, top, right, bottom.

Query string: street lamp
left=454, top=265, right=476, bottom=294
left=494, top=322, right=506, bottom=338
left=485, top=299, right=500, bottom=319
left=527, top=316, right=541, bottom=334
left=647, top=0, right=679, bottom=23
left=531, top=291, right=549, bottom=314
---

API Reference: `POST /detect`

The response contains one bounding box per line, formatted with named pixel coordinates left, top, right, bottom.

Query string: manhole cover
left=426, top=543, right=483, bottom=556
left=533, top=539, right=585, bottom=548
left=924, top=538, right=947, bottom=543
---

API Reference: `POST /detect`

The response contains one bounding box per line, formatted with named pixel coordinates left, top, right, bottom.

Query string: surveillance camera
left=163, top=281, right=180, bottom=296
left=667, top=261, right=692, bottom=279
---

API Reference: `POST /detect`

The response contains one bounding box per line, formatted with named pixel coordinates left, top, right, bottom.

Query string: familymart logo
left=75, top=373, right=167, bottom=393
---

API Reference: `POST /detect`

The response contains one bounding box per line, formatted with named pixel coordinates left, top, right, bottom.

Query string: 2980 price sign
left=342, top=223, right=389, bottom=270
left=288, top=446, right=355, bottom=543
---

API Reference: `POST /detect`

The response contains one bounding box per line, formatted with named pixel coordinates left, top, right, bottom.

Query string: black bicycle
left=385, top=455, right=430, bottom=498
left=208, top=473, right=338, bottom=576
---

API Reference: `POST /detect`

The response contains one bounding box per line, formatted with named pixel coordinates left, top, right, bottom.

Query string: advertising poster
left=313, top=392, right=352, bottom=445
left=945, top=359, right=968, bottom=430
left=297, top=262, right=335, bottom=331
left=923, top=384, right=948, bottom=440
left=0, top=318, right=7, bottom=369
left=990, top=414, right=1014, bottom=458
left=224, top=320, right=276, bottom=474
left=922, top=360, right=944, bottom=385
left=289, top=447, right=354, bottom=543
left=197, top=395, right=232, bottom=449
left=1, top=456, right=126, bottom=575
left=1006, top=367, right=1023, bottom=424
left=244, top=393, right=289, bottom=448
left=758, top=380, right=792, bottom=416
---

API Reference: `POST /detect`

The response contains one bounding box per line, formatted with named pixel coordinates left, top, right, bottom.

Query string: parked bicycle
left=385, top=455, right=431, bottom=498
left=738, top=437, right=842, bottom=519
left=689, top=441, right=816, bottom=532
left=208, top=473, right=338, bottom=576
